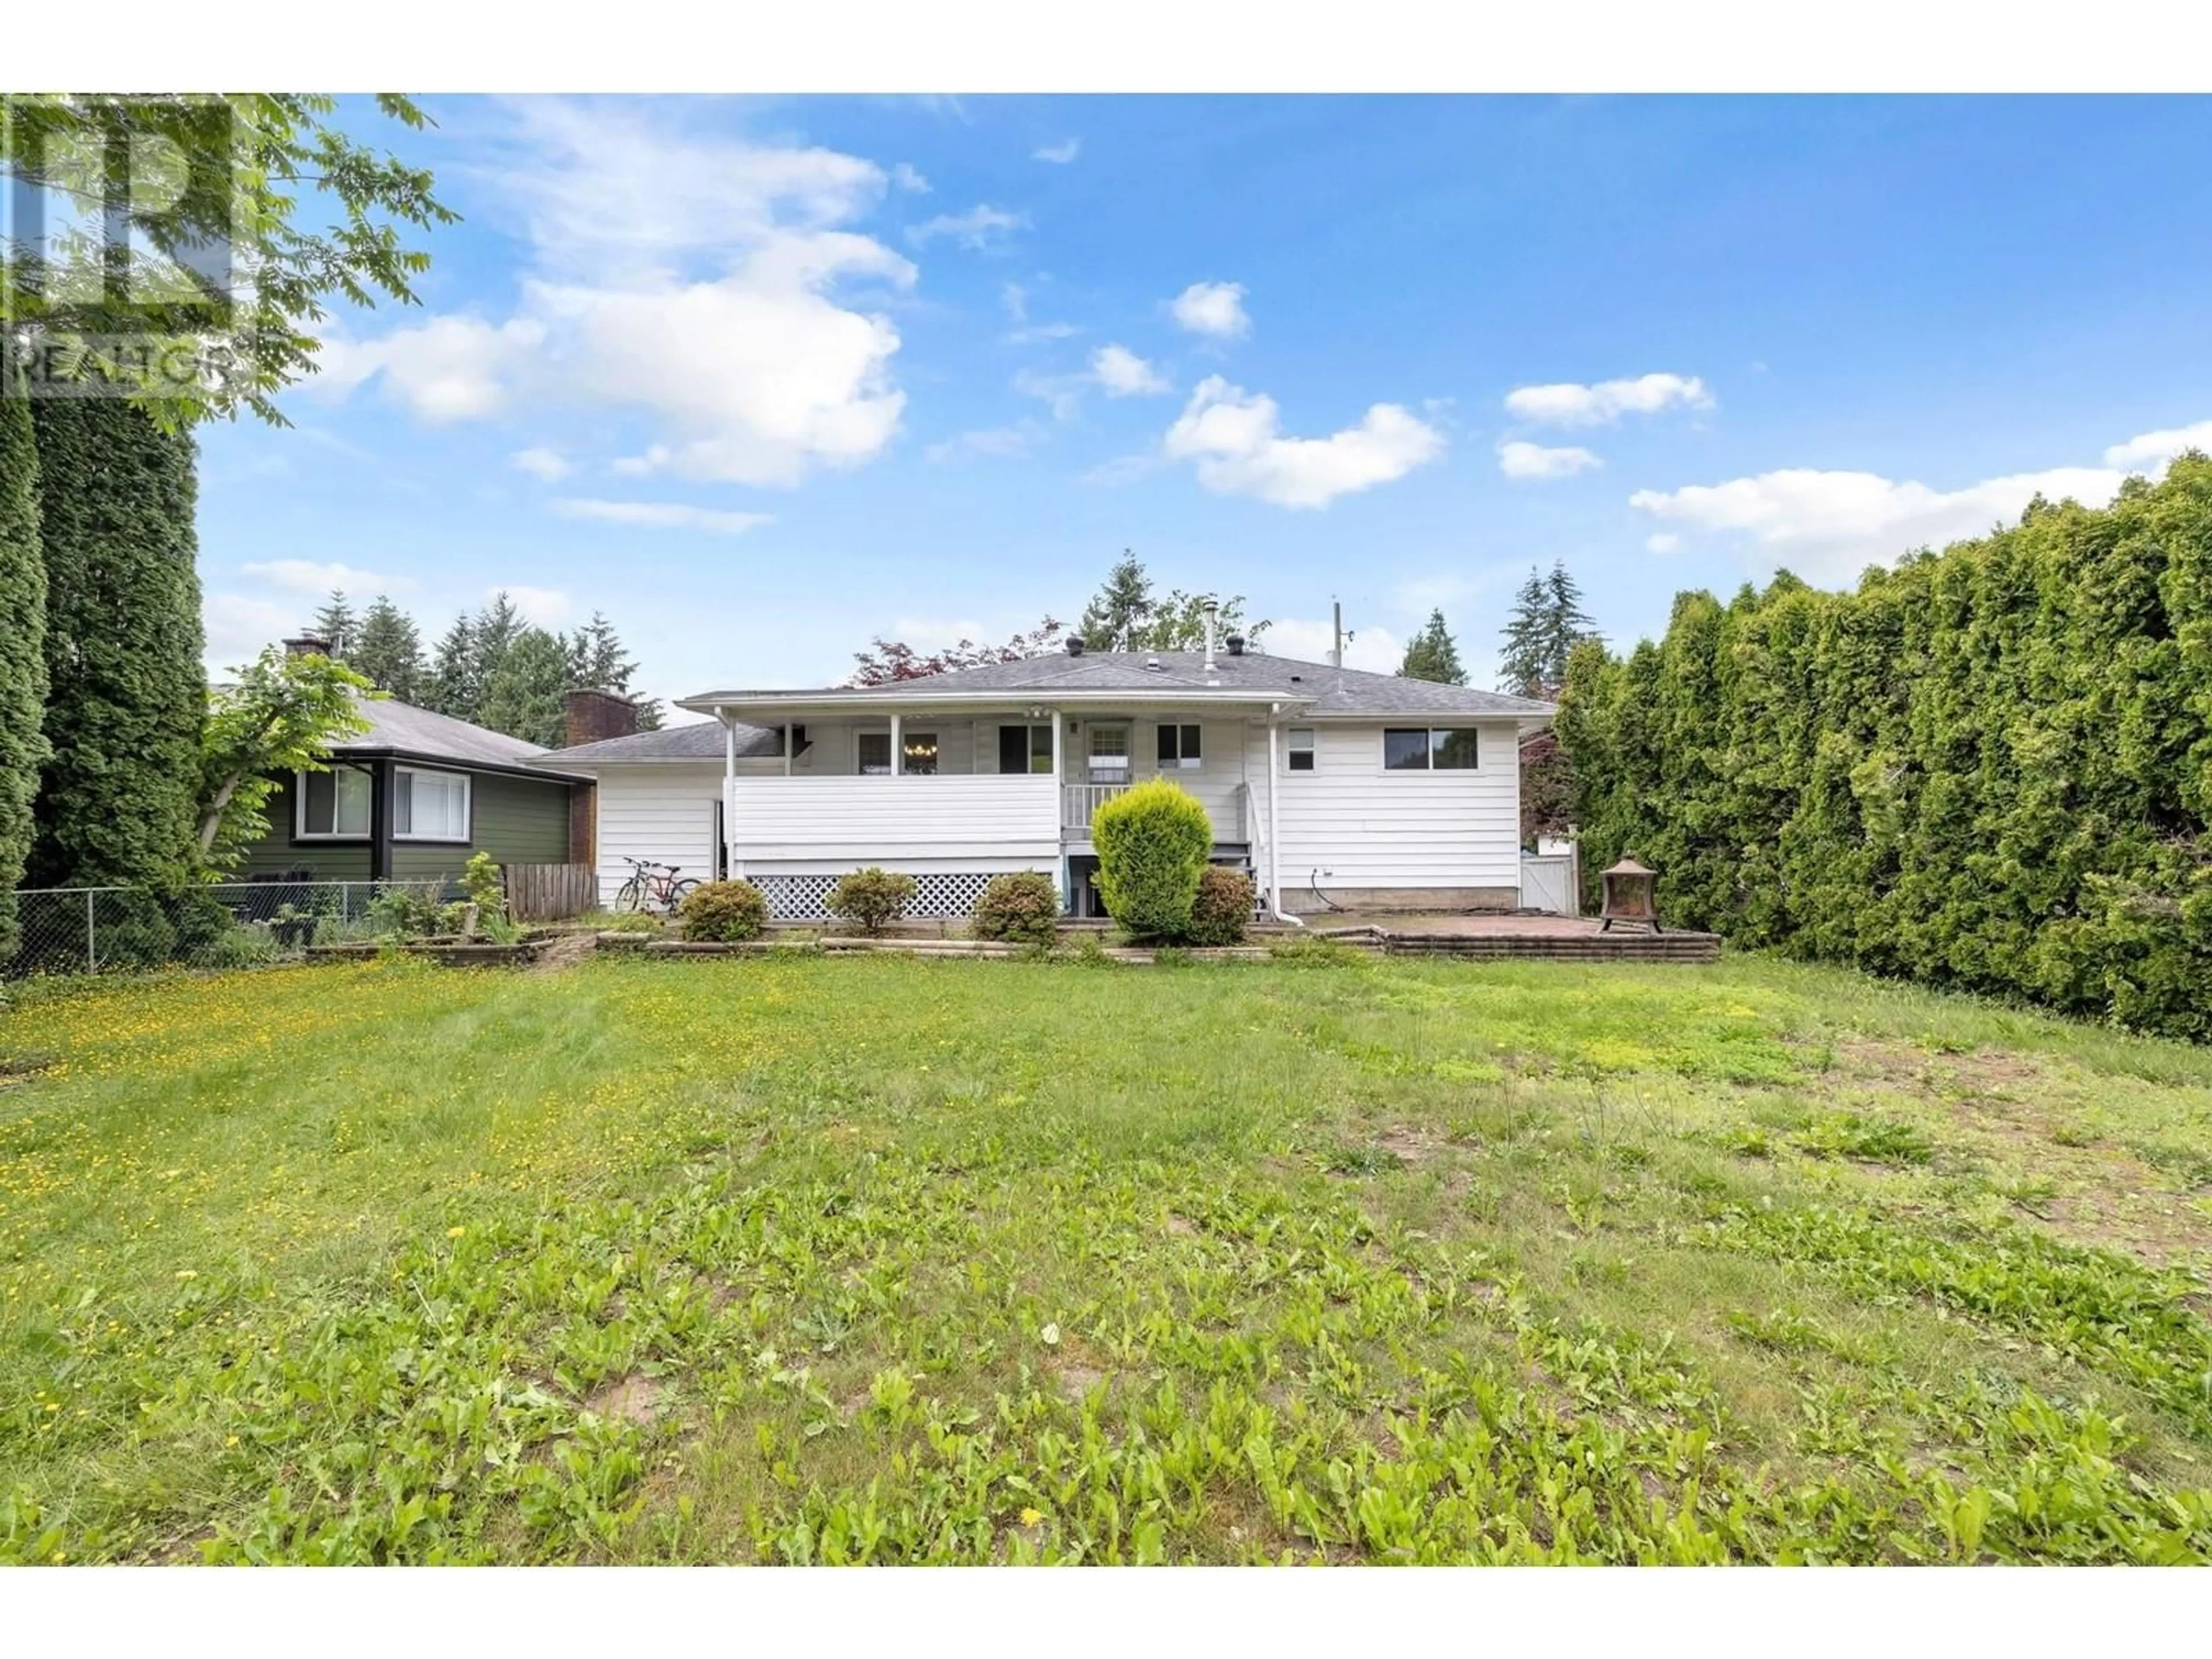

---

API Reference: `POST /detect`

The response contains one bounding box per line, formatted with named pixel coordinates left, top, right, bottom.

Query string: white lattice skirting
left=751, top=871, right=1006, bottom=922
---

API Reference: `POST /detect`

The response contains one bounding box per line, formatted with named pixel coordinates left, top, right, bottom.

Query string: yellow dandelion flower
left=175, top=1269, right=198, bottom=1280
left=226, top=1434, right=240, bottom=1448
left=1020, top=1508, right=1043, bottom=1527
left=446, top=1226, right=465, bottom=1238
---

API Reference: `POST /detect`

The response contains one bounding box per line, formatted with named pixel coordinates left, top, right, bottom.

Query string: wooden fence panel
left=504, top=862, right=596, bottom=920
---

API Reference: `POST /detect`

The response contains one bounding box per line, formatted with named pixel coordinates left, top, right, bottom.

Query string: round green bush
left=1187, top=865, right=1256, bottom=945
left=971, top=870, right=1060, bottom=945
left=679, top=878, right=769, bottom=942
left=828, top=866, right=916, bottom=935
left=1092, top=778, right=1214, bottom=940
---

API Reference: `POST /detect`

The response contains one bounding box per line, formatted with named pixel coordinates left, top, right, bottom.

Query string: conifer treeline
left=301, top=590, right=664, bottom=748
left=1556, top=457, right=2212, bottom=1039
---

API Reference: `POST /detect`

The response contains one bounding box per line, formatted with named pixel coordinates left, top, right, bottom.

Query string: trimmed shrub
left=679, top=878, right=769, bottom=942
left=0, top=395, right=48, bottom=963
left=828, top=867, right=916, bottom=935
left=597, top=910, right=664, bottom=935
left=972, top=870, right=1060, bottom=946
left=1092, top=778, right=1213, bottom=939
left=1188, top=866, right=1256, bottom=945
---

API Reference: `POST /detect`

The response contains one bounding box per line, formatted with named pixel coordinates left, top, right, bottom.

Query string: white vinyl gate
left=1518, top=853, right=1578, bottom=915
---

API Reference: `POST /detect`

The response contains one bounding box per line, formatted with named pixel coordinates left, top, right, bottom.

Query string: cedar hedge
left=0, top=396, right=48, bottom=960
left=1556, top=455, right=2212, bottom=1040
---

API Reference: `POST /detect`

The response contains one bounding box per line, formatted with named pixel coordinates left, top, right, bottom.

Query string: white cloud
left=202, top=594, right=296, bottom=672
left=1630, top=464, right=2128, bottom=584
left=510, top=446, right=571, bottom=482
left=1169, top=281, right=1250, bottom=339
left=552, top=498, right=774, bottom=535
left=905, top=204, right=1024, bottom=251
left=2104, top=419, right=2212, bottom=472
left=307, top=101, right=915, bottom=489
left=1032, top=139, right=1081, bottom=164
left=1090, top=344, right=1170, bottom=397
left=240, top=559, right=417, bottom=594
left=891, top=162, right=930, bottom=194
left=1498, top=440, right=1601, bottom=480
left=1161, top=376, right=1444, bottom=509
left=497, top=586, right=575, bottom=627
left=1646, top=532, right=1682, bottom=554
left=1505, top=372, right=1713, bottom=428
left=1015, top=368, right=1086, bottom=423
left=925, top=423, right=1046, bottom=464
left=309, top=316, right=546, bottom=423
left=1261, top=619, right=1404, bottom=674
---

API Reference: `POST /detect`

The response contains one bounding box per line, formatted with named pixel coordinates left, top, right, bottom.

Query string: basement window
left=1384, top=728, right=1480, bottom=771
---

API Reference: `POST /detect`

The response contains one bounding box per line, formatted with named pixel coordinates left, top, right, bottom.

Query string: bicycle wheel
left=665, top=878, right=701, bottom=912
left=614, top=874, right=646, bottom=911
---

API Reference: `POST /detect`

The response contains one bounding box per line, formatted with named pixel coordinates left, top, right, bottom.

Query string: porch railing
left=1061, top=782, right=1131, bottom=831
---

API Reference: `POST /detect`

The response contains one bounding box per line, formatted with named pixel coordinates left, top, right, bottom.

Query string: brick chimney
left=563, top=687, right=639, bottom=749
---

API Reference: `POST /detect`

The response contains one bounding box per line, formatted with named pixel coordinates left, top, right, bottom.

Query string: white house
left=533, top=637, right=1556, bottom=921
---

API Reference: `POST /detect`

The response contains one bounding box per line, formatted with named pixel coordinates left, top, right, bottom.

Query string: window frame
left=901, top=731, right=941, bottom=777
left=1155, top=722, right=1203, bottom=770
left=1381, top=727, right=1482, bottom=773
left=856, top=731, right=892, bottom=775
left=1086, top=723, right=1131, bottom=785
left=392, top=764, right=472, bottom=844
left=1285, top=728, right=1316, bottom=772
left=293, top=763, right=374, bottom=840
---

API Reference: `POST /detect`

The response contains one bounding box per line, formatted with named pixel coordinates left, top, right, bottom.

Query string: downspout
left=720, top=707, right=739, bottom=880
left=1264, top=709, right=1304, bottom=929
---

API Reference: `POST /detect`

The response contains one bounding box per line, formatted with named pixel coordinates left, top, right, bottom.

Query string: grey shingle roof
left=682, top=651, right=1556, bottom=719
left=540, top=719, right=783, bottom=764
left=334, top=694, right=570, bottom=771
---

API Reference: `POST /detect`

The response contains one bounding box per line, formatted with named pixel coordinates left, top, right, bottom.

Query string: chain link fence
left=3, top=880, right=467, bottom=979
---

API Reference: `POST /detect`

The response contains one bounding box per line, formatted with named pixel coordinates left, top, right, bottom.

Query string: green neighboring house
left=235, top=690, right=590, bottom=887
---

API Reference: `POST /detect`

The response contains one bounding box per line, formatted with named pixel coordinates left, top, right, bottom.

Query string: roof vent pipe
left=1145, top=654, right=1162, bottom=671
left=1065, top=634, right=1086, bottom=656
left=1225, top=633, right=1245, bottom=657
left=1202, top=596, right=1219, bottom=673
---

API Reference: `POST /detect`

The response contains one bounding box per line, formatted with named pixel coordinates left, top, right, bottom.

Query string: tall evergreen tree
left=27, top=399, right=205, bottom=887
left=469, top=592, right=525, bottom=702
left=1077, top=553, right=1154, bottom=649
left=426, top=613, right=478, bottom=719
left=350, top=594, right=424, bottom=700
left=1399, top=609, right=1467, bottom=684
left=310, top=589, right=358, bottom=658
left=477, top=626, right=571, bottom=748
left=566, top=610, right=663, bottom=728
left=1539, top=561, right=1599, bottom=688
left=0, top=396, right=51, bottom=957
left=1497, top=567, right=1550, bottom=693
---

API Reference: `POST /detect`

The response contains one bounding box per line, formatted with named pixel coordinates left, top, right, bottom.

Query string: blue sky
left=197, top=94, right=2212, bottom=710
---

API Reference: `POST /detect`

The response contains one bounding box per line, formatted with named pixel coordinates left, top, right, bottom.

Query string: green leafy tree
left=310, top=588, right=358, bottom=658
left=469, top=592, right=526, bottom=703
left=26, top=398, right=204, bottom=888
left=1555, top=456, right=2212, bottom=1040
left=0, top=396, right=49, bottom=956
left=1074, top=554, right=1266, bottom=654
left=349, top=594, right=424, bottom=700
left=0, top=94, right=456, bottom=427
left=1134, top=588, right=1267, bottom=653
left=476, top=625, right=571, bottom=748
left=196, top=645, right=372, bottom=872
left=1399, top=609, right=1467, bottom=684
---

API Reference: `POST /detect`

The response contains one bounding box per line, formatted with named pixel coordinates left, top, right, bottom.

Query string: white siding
left=589, top=763, right=725, bottom=906
left=1271, top=721, right=1522, bottom=894
left=727, top=773, right=1058, bottom=862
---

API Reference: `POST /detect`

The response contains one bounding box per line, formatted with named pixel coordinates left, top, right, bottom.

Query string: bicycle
left=614, top=856, right=699, bottom=916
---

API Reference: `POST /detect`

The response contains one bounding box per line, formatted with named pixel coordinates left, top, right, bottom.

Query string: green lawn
left=4, top=948, right=2211, bottom=1564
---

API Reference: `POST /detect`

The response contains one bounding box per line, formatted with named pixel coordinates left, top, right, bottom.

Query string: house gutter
left=1264, top=709, right=1304, bottom=930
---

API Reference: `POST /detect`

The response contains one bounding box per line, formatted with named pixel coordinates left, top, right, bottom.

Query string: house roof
left=537, top=719, right=784, bottom=765
left=332, top=694, right=589, bottom=781
left=676, top=650, right=1557, bottom=721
